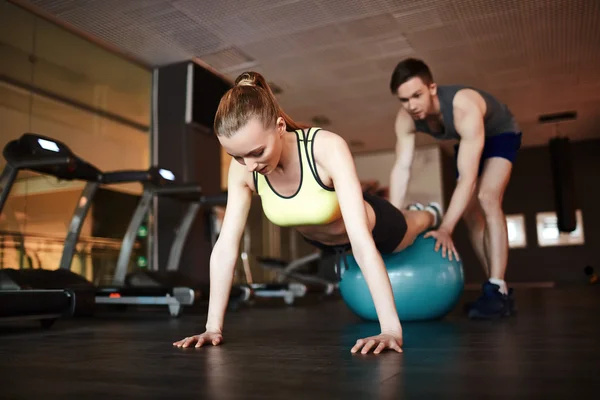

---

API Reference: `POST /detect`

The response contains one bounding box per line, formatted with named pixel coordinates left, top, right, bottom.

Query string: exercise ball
left=339, top=234, right=464, bottom=322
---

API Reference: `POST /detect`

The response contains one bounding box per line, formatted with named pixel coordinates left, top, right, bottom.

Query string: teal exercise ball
left=339, top=234, right=464, bottom=322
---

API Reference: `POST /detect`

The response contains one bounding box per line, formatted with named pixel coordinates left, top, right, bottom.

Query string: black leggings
left=302, top=192, right=408, bottom=280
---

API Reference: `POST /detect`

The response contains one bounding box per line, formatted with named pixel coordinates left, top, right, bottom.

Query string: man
left=388, top=58, right=521, bottom=319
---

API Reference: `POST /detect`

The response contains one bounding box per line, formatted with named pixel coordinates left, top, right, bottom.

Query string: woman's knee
left=395, top=232, right=417, bottom=252
left=405, top=210, right=433, bottom=231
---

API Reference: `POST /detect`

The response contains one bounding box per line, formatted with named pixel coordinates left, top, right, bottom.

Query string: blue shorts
left=454, top=132, right=522, bottom=178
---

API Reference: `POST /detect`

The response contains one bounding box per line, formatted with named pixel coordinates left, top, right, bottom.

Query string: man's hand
left=424, top=228, right=460, bottom=261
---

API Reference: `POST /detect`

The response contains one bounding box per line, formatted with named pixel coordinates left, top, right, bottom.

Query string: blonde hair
left=214, top=71, right=306, bottom=137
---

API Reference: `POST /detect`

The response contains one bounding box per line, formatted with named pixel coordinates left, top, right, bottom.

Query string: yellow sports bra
left=253, top=127, right=342, bottom=227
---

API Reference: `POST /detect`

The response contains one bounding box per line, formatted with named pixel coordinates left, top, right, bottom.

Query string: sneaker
left=425, top=202, right=443, bottom=229
left=507, top=287, right=517, bottom=314
left=406, top=202, right=424, bottom=211
left=467, top=281, right=512, bottom=319
left=464, top=285, right=517, bottom=315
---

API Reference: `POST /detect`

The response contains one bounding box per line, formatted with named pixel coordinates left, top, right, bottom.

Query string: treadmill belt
left=95, top=286, right=178, bottom=297
left=0, top=289, right=74, bottom=318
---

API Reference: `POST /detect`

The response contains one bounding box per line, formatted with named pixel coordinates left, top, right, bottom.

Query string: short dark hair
left=389, top=58, right=434, bottom=94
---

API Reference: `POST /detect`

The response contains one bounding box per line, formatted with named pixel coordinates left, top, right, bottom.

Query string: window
left=536, top=210, right=585, bottom=247
left=506, top=214, right=527, bottom=248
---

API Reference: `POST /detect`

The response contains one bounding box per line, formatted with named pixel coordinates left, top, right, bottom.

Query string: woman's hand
left=173, top=331, right=223, bottom=348
left=351, top=331, right=403, bottom=354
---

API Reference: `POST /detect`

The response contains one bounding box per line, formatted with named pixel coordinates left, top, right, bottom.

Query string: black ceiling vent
left=538, top=111, right=577, bottom=124
left=311, top=115, right=331, bottom=126
left=268, top=82, right=283, bottom=95
left=349, top=140, right=365, bottom=148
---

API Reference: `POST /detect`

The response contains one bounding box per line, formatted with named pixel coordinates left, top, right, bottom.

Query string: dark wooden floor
left=1, top=286, right=599, bottom=399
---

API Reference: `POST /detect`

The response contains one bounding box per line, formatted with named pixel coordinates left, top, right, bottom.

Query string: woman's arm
left=206, top=160, right=253, bottom=333
left=174, top=159, right=252, bottom=348
left=314, top=130, right=403, bottom=354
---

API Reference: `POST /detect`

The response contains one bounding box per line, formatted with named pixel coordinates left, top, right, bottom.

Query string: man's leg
left=478, top=157, right=512, bottom=282
left=461, top=182, right=491, bottom=277
left=467, top=156, right=515, bottom=319
left=454, top=142, right=491, bottom=277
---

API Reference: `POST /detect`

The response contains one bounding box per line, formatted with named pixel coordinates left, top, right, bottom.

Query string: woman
left=173, top=71, right=442, bottom=355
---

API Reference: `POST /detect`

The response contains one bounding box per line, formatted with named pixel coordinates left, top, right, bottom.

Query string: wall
left=441, top=139, right=599, bottom=284
left=0, top=1, right=152, bottom=279
left=353, top=145, right=446, bottom=208
left=0, top=83, right=150, bottom=195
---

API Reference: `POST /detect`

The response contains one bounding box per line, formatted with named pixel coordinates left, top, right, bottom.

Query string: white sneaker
left=425, top=202, right=443, bottom=229
left=406, top=202, right=424, bottom=211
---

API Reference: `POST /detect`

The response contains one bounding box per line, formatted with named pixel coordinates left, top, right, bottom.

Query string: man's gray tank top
left=414, top=85, right=520, bottom=141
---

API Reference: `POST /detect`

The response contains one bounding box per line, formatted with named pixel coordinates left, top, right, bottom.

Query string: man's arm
left=438, top=91, right=485, bottom=233
left=389, top=111, right=416, bottom=210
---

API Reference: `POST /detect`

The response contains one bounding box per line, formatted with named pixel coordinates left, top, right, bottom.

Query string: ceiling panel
left=316, top=0, right=393, bottom=21
left=405, top=23, right=469, bottom=52
left=392, top=6, right=448, bottom=32
left=337, top=13, right=405, bottom=40
left=16, top=0, right=600, bottom=153
left=448, top=0, right=523, bottom=20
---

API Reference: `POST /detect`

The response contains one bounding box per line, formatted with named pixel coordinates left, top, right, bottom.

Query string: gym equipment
left=72, top=168, right=197, bottom=317
left=92, top=167, right=199, bottom=317
left=584, top=266, right=598, bottom=285
left=256, top=252, right=336, bottom=296
left=0, top=288, right=75, bottom=328
left=238, top=226, right=306, bottom=306
left=0, top=133, right=194, bottom=317
left=110, top=171, right=250, bottom=310
left=338, top=234, right=464, bottom=322
left=549, top=137, right=577, bottom=232
left=206, top=209, right=307, bottom=306
left=0, top=133, right=98, bottom=316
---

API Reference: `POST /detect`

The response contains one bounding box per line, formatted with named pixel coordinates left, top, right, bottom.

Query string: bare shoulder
left=452, top=89, right=487, bottom=140
left=312, top=129, right=349, bottom=159
left=313, top=128, right=345, bottom=143
left=311, top=129, right=356, bottom=171
left=453, top=88, right=486, bottom=116
left=228, top=157, right=255, bottom=192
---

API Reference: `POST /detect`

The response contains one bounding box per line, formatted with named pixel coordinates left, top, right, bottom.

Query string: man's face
left=396, top=77, right=436, bottom=120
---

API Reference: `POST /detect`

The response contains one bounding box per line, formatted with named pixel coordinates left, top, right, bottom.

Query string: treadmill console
left=3, top=133, right=102, bottom=182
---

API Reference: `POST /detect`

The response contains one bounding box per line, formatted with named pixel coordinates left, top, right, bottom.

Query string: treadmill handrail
left=201, top=193, right=228, bottom=207
left=152, top=184, right=202, bottom=196
left=10, top=156, right=72, bottom=170
left=101, top=170, right=154, bottom=184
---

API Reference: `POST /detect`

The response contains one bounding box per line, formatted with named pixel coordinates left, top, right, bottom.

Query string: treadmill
left=0, top=133, right=79, bottom=326
left=108, top=170, right=251, bottom=310
left=0, top=288, right=75, bottom=328
left=123, top=184, right=308, bottom=307
left=0, top=133, right=194, bottom=317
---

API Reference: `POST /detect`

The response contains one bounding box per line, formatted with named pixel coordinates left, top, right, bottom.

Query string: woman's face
left=220, top=116, right=286, bottom=175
